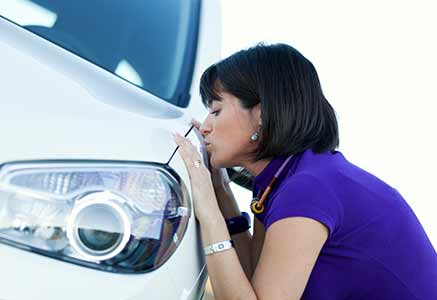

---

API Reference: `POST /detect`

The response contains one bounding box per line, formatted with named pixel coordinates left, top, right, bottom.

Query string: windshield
left=0, top=0, right=200, bottom=107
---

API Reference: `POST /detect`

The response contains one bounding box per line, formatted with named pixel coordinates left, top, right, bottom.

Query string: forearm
left=213, top=184, right=241, bottom=218
left=201, top=216, right=257, bottom=300
left=214, top=186, right=254, bottom=278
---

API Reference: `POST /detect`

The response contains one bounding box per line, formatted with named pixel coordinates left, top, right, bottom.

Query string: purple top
left=253, top=149, right=437, bottom=299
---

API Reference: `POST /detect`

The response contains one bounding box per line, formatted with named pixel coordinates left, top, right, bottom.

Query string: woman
left=173, top=43, right=437, bottom=299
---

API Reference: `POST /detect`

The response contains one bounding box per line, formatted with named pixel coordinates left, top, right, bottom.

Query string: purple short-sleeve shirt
left=253, top=149, right=437, bottom=299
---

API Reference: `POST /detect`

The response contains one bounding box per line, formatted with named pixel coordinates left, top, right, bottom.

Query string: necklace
left=251, top=156, right=294, bottom=214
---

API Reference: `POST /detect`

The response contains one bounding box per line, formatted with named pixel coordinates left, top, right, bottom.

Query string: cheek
left=209, top=107, right=255, bottom=165
left=228, top=126, right=251, bottom=147
left=209, top=143, right=236, bottom=168
left=213, top=137, right=249, bottom=164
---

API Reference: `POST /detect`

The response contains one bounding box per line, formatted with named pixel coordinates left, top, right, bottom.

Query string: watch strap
left=225, top=212, right=251, bottom=235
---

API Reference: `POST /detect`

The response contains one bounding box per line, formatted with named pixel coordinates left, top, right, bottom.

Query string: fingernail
left=173, top=132, right=184, bottom=140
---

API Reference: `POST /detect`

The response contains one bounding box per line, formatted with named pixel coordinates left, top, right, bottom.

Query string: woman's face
left=199, top=91, right=261, bottom=168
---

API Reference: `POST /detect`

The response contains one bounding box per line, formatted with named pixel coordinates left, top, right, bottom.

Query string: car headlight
left=0, top=162, right=190, bottom=273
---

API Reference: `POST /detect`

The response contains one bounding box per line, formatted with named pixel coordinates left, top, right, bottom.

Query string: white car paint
left=0, top=0, right=221, bottom=299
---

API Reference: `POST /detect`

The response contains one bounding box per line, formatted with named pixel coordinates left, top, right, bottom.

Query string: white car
left=0, top=0, right=221, bottom=299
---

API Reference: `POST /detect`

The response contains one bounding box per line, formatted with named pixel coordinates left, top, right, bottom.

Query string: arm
left=202, top=215, right=328, bottom=300
left=213, top=184, right=253, bottom=279
left=251, top=217, right=265, bottom=274
left=213, top=181, right=266, bottom=280
left=173, top=133, right=329, bottom=299
left=252, top=217, right=328, bottom=299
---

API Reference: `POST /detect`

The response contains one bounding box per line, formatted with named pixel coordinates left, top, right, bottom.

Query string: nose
left=199, top=116, right=212, bottom=137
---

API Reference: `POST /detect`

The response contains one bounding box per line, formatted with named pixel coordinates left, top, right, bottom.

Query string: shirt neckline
left=252, top=156, right=290, bottom=191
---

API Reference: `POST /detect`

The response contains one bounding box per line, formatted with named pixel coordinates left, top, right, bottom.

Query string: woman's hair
left=199, top=43, right=339, bottom=161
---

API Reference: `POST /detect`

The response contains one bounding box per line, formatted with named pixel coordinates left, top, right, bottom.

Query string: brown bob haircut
left=199, top=43, right=339, bottom=161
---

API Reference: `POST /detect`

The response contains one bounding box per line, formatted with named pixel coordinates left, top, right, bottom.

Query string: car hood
left=0, top=18, right=192, bottom=164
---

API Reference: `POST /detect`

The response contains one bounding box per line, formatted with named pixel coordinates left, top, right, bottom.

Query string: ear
left=252, top=103, right=262, bottom=127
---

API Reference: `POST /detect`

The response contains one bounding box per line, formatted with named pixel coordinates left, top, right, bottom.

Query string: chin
left=209, top=158, right=222, bottom=169
left=210, top=155, right=235, bottom=169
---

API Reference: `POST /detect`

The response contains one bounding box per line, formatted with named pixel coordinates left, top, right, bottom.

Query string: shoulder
left=275, top=172, right=339, bottom=206
left=265, top=173, right=344, bottom=237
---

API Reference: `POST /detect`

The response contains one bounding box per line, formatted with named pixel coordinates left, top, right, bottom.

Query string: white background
left=221, top=0, right=437, bottom=248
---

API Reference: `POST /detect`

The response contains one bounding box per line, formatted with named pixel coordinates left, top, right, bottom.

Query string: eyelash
left=210, top=110, right=220, bottom=116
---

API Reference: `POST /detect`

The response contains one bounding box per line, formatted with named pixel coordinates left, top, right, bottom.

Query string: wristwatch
left=225, top=212, right=251, bottom=235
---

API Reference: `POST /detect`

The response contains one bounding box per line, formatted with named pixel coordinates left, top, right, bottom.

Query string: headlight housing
left=0, top=162, right=190, bottom=273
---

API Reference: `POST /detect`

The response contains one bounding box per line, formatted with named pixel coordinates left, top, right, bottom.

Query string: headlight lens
left=0, top=162, right=190, bottom=273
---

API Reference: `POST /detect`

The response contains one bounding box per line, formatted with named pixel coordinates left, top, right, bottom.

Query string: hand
left=173, top=132, right=222, bottom=224
left=191, top=119, right=231, bottom=192
left=191, top=119, right=241, bottom=219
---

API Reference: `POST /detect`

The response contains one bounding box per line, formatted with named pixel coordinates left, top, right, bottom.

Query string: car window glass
left=0, top=0, right=200, bottom=107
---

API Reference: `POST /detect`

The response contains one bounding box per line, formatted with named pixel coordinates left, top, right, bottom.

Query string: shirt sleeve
left=264, top=173, right=343, bottom=238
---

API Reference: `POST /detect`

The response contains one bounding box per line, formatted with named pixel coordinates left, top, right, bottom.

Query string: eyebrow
left=209, top=100, right=221, bottom=108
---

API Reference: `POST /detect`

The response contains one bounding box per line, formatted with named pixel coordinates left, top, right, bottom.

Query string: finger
left=173, top=133, right=191, bottom=159
left=173, top=133, right=202, bottom=170
left=191, top=118, right=201, bottom=130
left=174, top=137, right=192, bottom=171
left=176, top=133, right=201, bottom=159
left=174, top=133, right=196, bottom=155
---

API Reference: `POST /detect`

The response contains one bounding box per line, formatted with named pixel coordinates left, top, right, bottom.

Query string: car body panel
left=0, top=17, right=187, bottom=164
left=0, top=0, right=221, bottom=298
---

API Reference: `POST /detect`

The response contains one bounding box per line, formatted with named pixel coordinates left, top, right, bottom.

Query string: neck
left=241, top=158, right=272, bottom=177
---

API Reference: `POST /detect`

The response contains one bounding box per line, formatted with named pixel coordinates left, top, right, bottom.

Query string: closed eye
left=210, top=110, right=220, bottom=116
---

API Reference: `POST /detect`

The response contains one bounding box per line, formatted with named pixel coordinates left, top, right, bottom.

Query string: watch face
left=218, top=244, right=224, bottom=249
